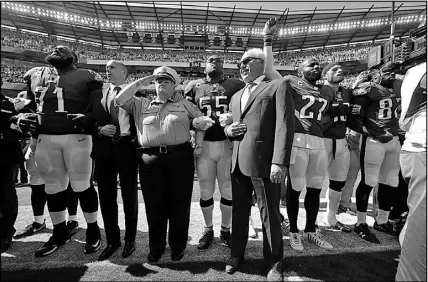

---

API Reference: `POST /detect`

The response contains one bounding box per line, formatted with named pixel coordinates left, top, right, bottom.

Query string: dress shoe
left=147, top=250, right=164, bottom=263
left=122, top=241, right=136, bottom=258
left=98, top=242, right=121, bottom=261
left=171, top=249, right=185, bottom=261
left=267, top=260, right=285, bottom=281
left=225, top=256, right=243, bottom=274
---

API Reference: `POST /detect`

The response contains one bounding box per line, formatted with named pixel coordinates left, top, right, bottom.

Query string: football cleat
left=354, top=223, right=380, bottom=244
left=373, top=221, right=397, bottom=236
left=304, top=232, right=333, bottom=249
left=289, top=232, right=304, bottom=251
left=84, top=224, right=101, bottom=254
left=67, top=220, right=79, bottom=236
left=197, top=230, right=214, bottom=250
left=14, top=220, right=46, bottom=239
left=220, top=230, right=231, bottom=248
left=35, top=234, right=70, bottom=258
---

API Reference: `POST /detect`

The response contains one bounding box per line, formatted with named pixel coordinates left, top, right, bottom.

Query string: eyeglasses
left=237, top=57, right=264, bottom=69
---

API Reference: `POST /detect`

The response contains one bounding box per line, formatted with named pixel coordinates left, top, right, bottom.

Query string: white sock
left=34, top=215, right=45, bottom=224
left=326, top=189, right=341, bottom=226
left=376, top=209, right=390, bottom=225
left=357, top=212, right=367, bottom=226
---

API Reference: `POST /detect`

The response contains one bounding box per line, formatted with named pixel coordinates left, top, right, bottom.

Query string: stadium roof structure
left=1, top=1, right=426, bottom=52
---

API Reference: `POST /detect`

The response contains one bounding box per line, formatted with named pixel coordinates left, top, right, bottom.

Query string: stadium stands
left=1, top=27, right=375, bottom=65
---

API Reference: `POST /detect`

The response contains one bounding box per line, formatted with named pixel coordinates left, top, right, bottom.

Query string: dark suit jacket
left=0, top=93, right=31, bottom=167
left=228, top=77, right=295, bottom=178
left=89, top=83, right=136, bottom=162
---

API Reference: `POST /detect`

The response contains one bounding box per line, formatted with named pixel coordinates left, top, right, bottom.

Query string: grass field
left=1, top=177, right=401, bottom=281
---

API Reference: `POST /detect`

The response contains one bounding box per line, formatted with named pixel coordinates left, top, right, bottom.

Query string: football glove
left=17, top=113, right=38, bottom=133
left=67, top=113, right=89, bottom=130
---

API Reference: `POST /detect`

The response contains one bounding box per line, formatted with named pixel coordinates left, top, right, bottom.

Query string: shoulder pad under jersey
left=87, top=69, right=104, bottom=84
left=352, top=82, right=373, bottom=96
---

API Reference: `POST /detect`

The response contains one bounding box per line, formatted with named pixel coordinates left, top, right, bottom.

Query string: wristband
left=264, top=35, right=273, bottom=46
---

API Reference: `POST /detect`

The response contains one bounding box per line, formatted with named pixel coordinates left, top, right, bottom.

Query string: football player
left=28, top=45, right=103, bottom=257
left=319, top=63, right=352, bottom=232
left=14, top=68, right=80, bottom=240
left=263, top=18, right=332, bottom=251
left=349, top=62, right=402, bottom=244
left=185, top=55, right=245, bottom=249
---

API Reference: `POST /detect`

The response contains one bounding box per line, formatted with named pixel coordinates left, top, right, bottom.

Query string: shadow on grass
left=1, top=266, right=89, bottom=281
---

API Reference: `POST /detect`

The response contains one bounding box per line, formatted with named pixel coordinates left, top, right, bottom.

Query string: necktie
left=109, top=86, right=121, bottom=133
left=241, top=82, right=256, bottom=111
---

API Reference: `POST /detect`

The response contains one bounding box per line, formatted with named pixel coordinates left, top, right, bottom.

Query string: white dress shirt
left=106, top=83, right=131, bottom=136
left=241, top=75, right=265, bottom=111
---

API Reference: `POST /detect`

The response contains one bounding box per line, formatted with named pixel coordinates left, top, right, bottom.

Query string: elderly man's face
left=239, top=56, right=265, bottom=83
left=155, top=77, right=175, bottom=96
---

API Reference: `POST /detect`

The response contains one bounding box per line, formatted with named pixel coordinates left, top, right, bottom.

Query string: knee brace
left=47, top=190, right=67, bottom=213
left=356, top=182, right=373, bottom=212
left=329, top=180, right=346, bottom=192
left=77, top=186, right=98, bottom=213
left=377, top=183, right=397, bottom=211
left=220, top=197, right=232, bottom=207
left=200, top=197, right=214, bottom=208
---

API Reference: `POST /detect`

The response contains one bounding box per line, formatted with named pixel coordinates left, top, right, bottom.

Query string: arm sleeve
left=272, top=80, right=295, bottom=167
left=263, top=44, right=283, bottom=80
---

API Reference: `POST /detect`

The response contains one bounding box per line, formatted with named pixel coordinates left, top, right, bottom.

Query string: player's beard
left=380, top=75, right=395, bottom=88
left=206, top=67, right=223, bottom=80
left=332, top=75, right=344, bottom=83
left=45, top=55, right=74, bottom=69
left=304, top=70, right=321, bottom=82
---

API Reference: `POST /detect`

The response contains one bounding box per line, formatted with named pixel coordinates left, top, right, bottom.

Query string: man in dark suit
left=89, top=60, right=139, bottom=260
left=224, top=48, right=295, bottom=280
left=1, top=90, right=38, bottom=253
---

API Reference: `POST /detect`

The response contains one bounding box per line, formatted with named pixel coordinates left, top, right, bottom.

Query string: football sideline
left=1, top=178, right=400, bottom=281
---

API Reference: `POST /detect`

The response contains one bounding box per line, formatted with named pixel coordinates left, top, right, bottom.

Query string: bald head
left=106, top=60, right=128, bottom=85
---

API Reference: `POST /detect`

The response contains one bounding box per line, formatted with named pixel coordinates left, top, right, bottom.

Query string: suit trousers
left=138, top=145, right=194, bottom=255
left=230, top=165, right=283, bottom=264
left=96, top=141, right=138, bottom=245
left=0, top=164, right=18, bottom=241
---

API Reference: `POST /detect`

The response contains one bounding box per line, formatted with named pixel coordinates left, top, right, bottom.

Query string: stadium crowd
left=2, top=27, right=376, bottom=65
left=0, top=17, right=426, bottom=282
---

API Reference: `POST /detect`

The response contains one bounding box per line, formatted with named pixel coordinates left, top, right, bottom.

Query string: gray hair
left=241, top=48, right=266, bottom=64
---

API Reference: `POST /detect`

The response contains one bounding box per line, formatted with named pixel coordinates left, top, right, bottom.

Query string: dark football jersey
left=320, top=85, right=352, bottom=139
left=185, top=77, right=245, bottom=141
left=285, top=75, right=328, bottom=138
left=25, top=67, right=103, bottom=135
left=351, top=82, right=401, bottom=137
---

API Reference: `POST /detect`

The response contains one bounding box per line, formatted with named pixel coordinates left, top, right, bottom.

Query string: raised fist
left=263, top=17, right=278, bottom=36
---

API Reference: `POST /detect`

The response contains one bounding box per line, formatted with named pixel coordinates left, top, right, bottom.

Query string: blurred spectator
left=2, top=27, right=379, bottom=65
